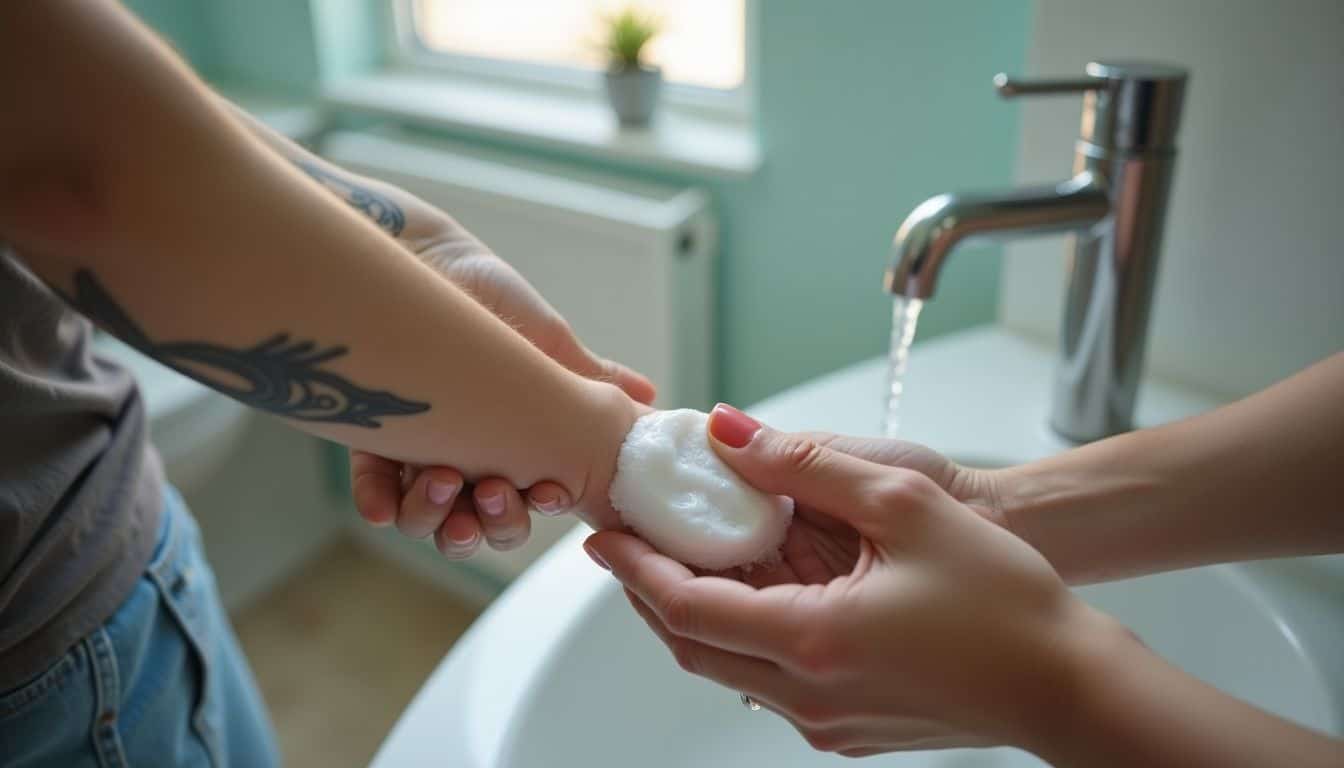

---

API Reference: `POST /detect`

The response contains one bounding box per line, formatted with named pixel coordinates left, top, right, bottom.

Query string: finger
left=837, top=747, right=885, bottom=758
left=474, top=478, right=532, bottom=551
left=434, top=494, right=483, bottom=559
left=396, top=467, right=464, bottom=539
left=524, top=481, right=572, bottom=517
left=803, top=431, right=961, bottom=489
left=621, top=588, right=795, bottom=703
left=350, top=451, right=401, bottom=527
left=400, top=463, right=420, bottom=495
left=740, top=561, right=801, bottom=588
left=602, top=358, right=658, bottom=405
left=551, top=333, right=658, bottom=405
left=706, top=404, right=895, bottom=535
left=586, top=531, right=804, bottom=662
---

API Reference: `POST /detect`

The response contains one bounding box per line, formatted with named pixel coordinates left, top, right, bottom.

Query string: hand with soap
left=229, top=104, right=657, bottom=557
left=588, top=405, right=1089, bottom=756
left=586, top=401, right=1344, bottom=766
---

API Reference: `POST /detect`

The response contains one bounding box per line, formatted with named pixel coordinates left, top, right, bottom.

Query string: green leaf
left=599, top=6, right=662, bottom=68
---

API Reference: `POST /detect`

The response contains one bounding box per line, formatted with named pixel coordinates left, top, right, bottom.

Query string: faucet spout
left=884, top=172, right=1109, bottom=299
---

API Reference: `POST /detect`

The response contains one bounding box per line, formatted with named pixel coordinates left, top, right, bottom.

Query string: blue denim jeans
left=0, top=486, right=279, bottom=767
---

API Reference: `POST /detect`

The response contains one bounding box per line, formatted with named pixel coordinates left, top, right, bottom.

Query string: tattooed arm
left=0, top=0, right=643, bottom=530
left=222, top=100, right=656, bottom=551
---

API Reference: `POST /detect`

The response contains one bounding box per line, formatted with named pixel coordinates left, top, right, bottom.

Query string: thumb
left=597, top=357, right=658, bottom=405
left=555, top=334, right=658, bottom=405
left=707, top=403, right=893, bottom=536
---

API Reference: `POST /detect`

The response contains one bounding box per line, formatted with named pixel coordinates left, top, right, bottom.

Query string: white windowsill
left=322, top=70, right=761, bottom=179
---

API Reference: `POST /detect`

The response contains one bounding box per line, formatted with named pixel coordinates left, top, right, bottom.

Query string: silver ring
left=740, top=692, right=761, bottom=711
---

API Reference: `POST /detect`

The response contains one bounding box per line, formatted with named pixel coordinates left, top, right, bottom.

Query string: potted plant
left=601, top=7, right=663, bottom=127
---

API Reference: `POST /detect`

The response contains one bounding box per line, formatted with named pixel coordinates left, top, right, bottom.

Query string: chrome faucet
left=886, top=61, right=1188, bottom=442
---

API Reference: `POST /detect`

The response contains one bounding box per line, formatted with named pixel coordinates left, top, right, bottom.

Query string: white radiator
left=321, top=128, right=716, bottom=410
left=320, top=128, right=717, bottom=596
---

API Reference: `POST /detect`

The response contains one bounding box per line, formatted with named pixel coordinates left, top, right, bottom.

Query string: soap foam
left=609, top=409, right=793, bottom=570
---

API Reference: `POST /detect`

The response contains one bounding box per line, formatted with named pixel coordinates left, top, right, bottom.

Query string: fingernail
left=448, top=527, right=479, bottom=546
left=531, top=490, right=570, bottom=517
left=478, top=493, right=506, bottom=517
left=583, top=542, right=610, bottom=571
left=709, top=403, right=760, bottom=448
left=426, top=479, right=458, bottom=506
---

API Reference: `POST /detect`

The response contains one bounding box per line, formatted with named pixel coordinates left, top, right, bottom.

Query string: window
left=397, top=0, right=749, bottom=109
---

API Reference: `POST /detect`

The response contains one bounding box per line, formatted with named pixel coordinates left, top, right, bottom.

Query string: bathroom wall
left=123, top=0, right=215, bottom=69
left=127, top=0, right=1032, bottom=406
left=1001, top=0, right=1344, bottom=398
left=699, top=1, right=1031, bottom=405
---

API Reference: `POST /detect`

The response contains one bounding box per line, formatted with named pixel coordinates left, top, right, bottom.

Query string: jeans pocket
left=0, top=648, right=84, bottom=721
left=0, top=644, right=102, bottom=767
left=139, top=511, right=226, bottom=766
left=131, top=490, right=278, bottom=768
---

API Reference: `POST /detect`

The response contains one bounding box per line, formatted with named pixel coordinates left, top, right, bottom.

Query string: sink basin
left=500, top=564, right=1333, bottom=767
left=372, top=327, right=1344, bottom=767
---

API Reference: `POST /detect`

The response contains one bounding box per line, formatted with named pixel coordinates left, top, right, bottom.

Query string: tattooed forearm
left=296, top=160, right=407, bottom=237
left=65, top=270, right=428, bottom=428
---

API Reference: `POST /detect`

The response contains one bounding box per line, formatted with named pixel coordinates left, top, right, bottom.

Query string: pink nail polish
left=426, top=479, right=457, bottom=506
left=709, top=403, right=761, bottom=448
left=531, top=491, right=569, bottom=516
left=478, top=493, right=506, bottom=517
left=448, top=528, right=479, bottom=546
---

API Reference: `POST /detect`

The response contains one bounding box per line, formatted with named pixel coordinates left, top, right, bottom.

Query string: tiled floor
left=233, top=535, right=481, bottom=768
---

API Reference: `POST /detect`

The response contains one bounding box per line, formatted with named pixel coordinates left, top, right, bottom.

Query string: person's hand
left=730, top=430, right=1004, bottom=589
left=584, top=405, right=1127, bottom=758
left=351, top=239, right=656, bottom=558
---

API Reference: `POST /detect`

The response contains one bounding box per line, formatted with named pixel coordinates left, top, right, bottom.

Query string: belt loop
left=146, top=490, right=181, bottom=585
left=86, top=628, right=127, bottom=768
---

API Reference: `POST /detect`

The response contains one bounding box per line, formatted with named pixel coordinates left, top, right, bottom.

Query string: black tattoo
left=296, top=160, right=406, bottom=237
left=66, top=270, right=429, bottom=428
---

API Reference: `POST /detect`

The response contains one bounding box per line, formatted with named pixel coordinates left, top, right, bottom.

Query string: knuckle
left=658, top=587, right=697, bottom=637
left=777, top=436, right=829, bottom=476
left=790, top=627, right=841, bottom=678
left=789, top=699, right=837, bottom=729
left=871, top=468, right=938, bottom=507
left=351, top=473, right=392, bottom=507
left=800, top=727, right=843, bottom=753
left=669, top=641, right=702, bottom=676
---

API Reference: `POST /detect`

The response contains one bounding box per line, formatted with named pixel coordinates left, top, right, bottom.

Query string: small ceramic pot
left=604, top=64, right=663, bottom=127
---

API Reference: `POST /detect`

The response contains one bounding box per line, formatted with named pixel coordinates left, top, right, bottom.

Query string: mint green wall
left=725, top=1, right=1029, bottom=404
left=201, top=1, right=321, bottom=92
left=124, top=0, right=214, bottom=69
left=129, top=1, right=1030, bottom=406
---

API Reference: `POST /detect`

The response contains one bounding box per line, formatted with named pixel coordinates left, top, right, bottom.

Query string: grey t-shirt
left=0, top=248, right=162, bottom=692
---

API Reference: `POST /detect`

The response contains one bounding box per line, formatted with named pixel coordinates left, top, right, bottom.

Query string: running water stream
left=883, top=296, right=923, bottom=438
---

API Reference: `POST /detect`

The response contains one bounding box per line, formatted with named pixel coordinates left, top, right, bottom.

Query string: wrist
left=1015, top=602, right=1147, bottom=764
left=987, top=448, right=1167, bottom=585
left=571, top=381, right=648, bottom=530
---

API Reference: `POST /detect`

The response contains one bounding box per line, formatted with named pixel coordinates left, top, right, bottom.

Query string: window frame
left=387, top=0, right=757, bottom=122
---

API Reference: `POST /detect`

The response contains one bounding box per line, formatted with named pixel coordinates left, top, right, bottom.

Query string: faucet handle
left=994, top=61, right=1188, bottom=151
left=992, top=73, right=1103, bottom=97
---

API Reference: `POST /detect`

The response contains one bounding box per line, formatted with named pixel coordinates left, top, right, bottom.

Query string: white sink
left=373, top=327, right=1344, bottom=767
